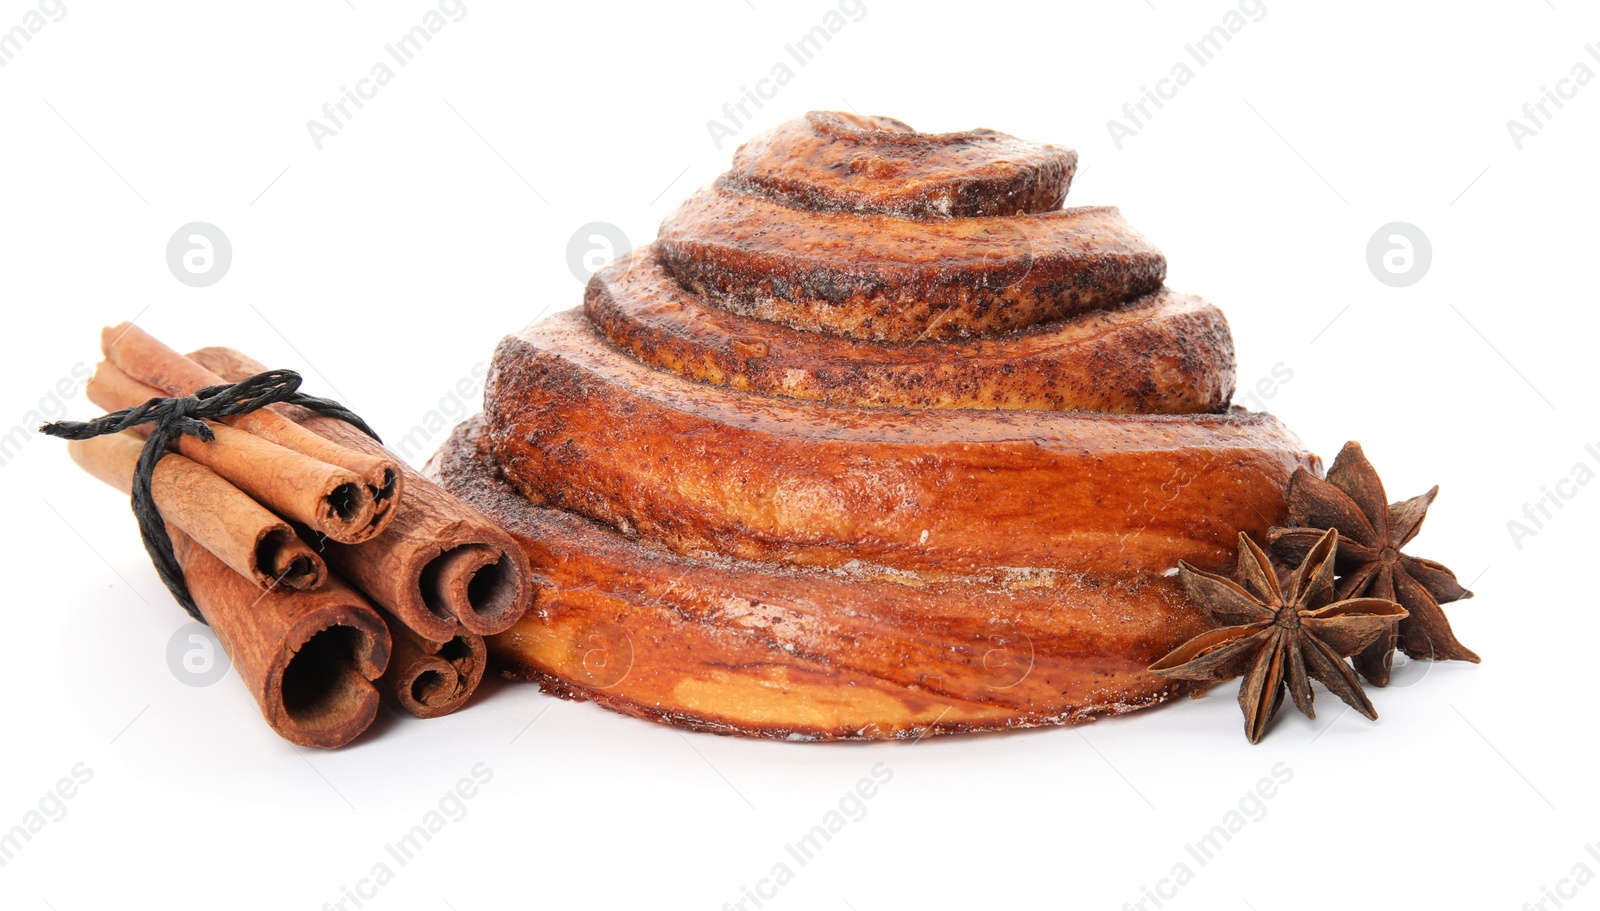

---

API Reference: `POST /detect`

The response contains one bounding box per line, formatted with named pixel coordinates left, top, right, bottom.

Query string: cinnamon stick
left=102, top=323, right=402, bottom=543
left=169, top=530, right=390, bottom=748
left=65, top=437, right=390, bottom=747
left=379, top=613, right=486, bottom=718
left=68, top=431, right=326, bottom=591
left=87, top=362, right=378, bottom=544
left=191, top=347, right=532, bottom=640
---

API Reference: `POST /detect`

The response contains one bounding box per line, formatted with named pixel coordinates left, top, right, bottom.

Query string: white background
left=1, top=1, right=1595, bottom=909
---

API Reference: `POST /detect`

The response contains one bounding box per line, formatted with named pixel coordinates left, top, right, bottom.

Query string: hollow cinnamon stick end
left=382, top=630, right=487, bottom=719
left=253, top=525, right=327, bottom=591
left=261, top=605, right=392, bottom=749
left=421, top=542, right=533, bottom=637
left=184, top=345, right=406, bottom=543
left=359, top=462, right=405, bottom=539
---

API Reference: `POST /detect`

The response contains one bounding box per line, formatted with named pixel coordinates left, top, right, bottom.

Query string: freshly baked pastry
left=431, top=112, right=1317, bottom=739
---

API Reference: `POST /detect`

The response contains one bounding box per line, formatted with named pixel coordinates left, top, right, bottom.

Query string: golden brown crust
left=725, top=111, right=1078, bottom=218
left=484, top=310, right=1314, bottom=579
left=434, top=415, right=1208, bottom=741
left=588, top=247, right=1236, bottom=413
left=439, top=110, right=1315, bottom=740
left=657, top=187, right=1165, bottom=341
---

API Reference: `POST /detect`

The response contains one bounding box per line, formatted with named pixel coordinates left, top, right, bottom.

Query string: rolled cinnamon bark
left=190, top=347, right=532, bottom=640
left=67, top=432, right=325, bottom=591
left=102, top=324, right=401, bottom=543
left=64, top=436, right=390, bottom=746
left=379, top=613, right=486, bottom=719
left=170, top=531, right=390, bottom=748
left=87, top=362, right=377, bottom=544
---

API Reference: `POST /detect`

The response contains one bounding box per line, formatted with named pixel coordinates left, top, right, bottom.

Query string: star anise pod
left=1150, top=529, right=1407, bottom=743
left=1267, top=441, right=1478, bottom=687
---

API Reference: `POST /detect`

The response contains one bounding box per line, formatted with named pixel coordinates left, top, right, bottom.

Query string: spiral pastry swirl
left=435, top=112, right=1317, bottom=739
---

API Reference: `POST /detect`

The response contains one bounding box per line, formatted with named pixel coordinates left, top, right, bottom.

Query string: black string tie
left=39, top=370, right=381, bottom=621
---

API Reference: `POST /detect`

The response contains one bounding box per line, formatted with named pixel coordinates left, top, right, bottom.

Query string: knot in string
left=39, top=370, right=380, bottom=620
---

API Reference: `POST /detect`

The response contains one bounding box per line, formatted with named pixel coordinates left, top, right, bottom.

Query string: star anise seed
left=1267, top=440, right=1478, bottom=687
left=1150, top=529, right=1407, bottom=744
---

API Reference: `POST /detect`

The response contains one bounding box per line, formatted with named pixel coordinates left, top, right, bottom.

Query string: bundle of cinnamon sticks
left=60, top=325, right=531, bottom=747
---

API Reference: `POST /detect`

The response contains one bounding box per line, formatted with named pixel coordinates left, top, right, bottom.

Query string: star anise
left=1267, top=441, right=1478, bottom=687
left=1150, top=529, right=1407, bottom=743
